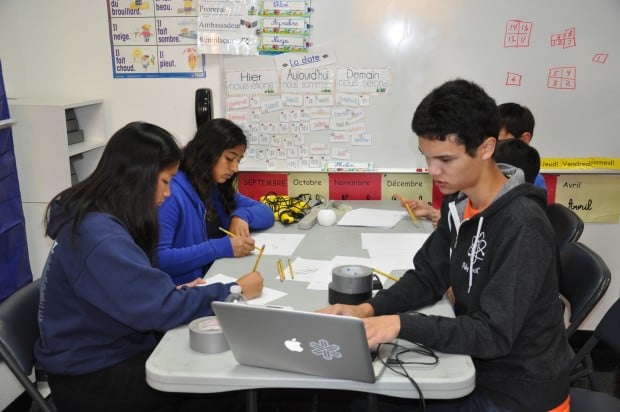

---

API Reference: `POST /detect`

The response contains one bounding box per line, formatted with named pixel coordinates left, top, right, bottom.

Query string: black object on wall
left=195, top=88, right=213, bottom=128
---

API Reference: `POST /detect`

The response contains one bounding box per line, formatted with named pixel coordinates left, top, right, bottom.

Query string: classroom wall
left=0, top=1, right=217, bottom=146
left=224, top=0, right=620, bottom=170
left=0, top=0, right=618, bottom=330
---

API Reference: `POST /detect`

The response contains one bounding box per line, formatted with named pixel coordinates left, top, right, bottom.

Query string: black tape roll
left=331, top=265, right=373, bottom=294
left=328, top=285, right=372, bottom=305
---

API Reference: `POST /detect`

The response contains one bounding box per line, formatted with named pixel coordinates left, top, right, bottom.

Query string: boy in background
left=498, top=102, right=547, bottom=189
left=494, top=137, right=541, bottom=185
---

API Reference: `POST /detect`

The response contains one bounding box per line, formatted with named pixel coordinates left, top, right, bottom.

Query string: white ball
left=317, top=209, right=338, bottom=226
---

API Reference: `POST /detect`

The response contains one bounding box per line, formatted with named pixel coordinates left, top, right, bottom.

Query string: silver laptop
left=211, top=301, right=388, bottom=383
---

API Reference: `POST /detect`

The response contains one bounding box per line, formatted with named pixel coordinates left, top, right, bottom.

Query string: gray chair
left=0, top=278, right=56, bottom=412
left=546, top=203, right=584, bottom=249
left=568, top=298, right=620, bottom=411
left=559, top=242, right=611, bottom=340
left=570, top=388, right=620, bottom=412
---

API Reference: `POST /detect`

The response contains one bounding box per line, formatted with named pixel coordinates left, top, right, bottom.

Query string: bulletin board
left=220, top=0, right=620, bottom=171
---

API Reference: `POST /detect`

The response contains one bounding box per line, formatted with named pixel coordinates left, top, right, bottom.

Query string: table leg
left=311, top=391, right=319, bottom=412
left=245, top=389, right=257, bottom=412
left=367, top=393, right=378, bottom=412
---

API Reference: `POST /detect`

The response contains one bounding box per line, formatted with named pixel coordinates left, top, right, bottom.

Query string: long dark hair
left=181, top=118, right=247, bottom=215
left=45, top=121, right=181, bottom=262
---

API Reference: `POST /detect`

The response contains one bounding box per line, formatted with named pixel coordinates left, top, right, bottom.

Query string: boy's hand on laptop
left=363, top=315, right=400, bottom=347
left=317, top=302, right=374, bottom=318
left=236, top=271, right=264, bottom=299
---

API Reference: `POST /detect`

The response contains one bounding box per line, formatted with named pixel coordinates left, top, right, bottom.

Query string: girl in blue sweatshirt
left=35, top=122, right=262, bottom=412
left=157, top=118, right=274, bottom=285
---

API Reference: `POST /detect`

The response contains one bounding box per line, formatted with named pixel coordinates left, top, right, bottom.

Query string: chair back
left=559, top=242, right=611, bottom=338
left=570, top=386, right=620, bottom=411
left=546, top=203, right=584, bottom=248
left=568, top=297, right=620, bottom=398
left=594, top=298, right=620, bottom=357
left=0, top=278, right=41, bottom=374
left=0, top=278, right=55, bottom=412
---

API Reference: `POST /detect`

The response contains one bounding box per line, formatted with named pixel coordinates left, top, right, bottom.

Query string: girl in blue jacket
left=158, top=118, right=274, bottom=285
left=35, top=122, right=263, bottom=412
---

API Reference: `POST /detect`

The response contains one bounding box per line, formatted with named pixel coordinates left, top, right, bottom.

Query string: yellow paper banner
left=554, top=174, right=620, bottom=223
left=541, top=158, right=620, bottom=171
left=381, top=173, right=433, bottom=202
left=287, top=172, right=329, bottom=202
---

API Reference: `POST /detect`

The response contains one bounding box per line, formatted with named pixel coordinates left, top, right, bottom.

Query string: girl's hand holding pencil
left=394, top=194, right=440, bottom=228
left=219, top=227, right=260, bottom=256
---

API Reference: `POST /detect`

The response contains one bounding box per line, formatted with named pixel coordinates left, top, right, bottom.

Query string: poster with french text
left=107, top=0, right=205, bottom=78
left=197, top=0, right=313, bottom=55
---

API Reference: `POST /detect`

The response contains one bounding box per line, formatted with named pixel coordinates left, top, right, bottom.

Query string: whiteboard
left=223, top=0, right=620, bottom=170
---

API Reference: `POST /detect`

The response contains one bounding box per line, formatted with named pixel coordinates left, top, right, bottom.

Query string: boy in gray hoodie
left=320, top=79, right=571, bottom=411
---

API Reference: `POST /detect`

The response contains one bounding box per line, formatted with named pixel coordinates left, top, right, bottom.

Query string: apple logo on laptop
left=284, top=338, right=303, bottom=352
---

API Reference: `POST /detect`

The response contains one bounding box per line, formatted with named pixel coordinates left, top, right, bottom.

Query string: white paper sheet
left=361, top=232, right=430, bottom=269
left=251, top=233, right=305, bottom=256
left=336, top=208, right=407, bottom=228
left=367, top=250, right=412, bottom=272
left=203, top=273, right=287, bottom=305
left=280, top=257, right=332, bottom=283
left=361, top=232, right=430, bottom=251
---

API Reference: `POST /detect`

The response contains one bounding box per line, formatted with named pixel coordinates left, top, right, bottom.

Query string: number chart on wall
left=220, top=0, right=619, bottom=172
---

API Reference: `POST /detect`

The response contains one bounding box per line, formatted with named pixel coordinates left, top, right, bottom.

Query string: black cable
left=375, top=342, right=439, bottom=412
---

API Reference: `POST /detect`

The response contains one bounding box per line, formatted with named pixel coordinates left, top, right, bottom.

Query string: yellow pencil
left=372, top=267, right=399, bottom=282
left=219, top=227, right=262, bottom=251
left=288, top=259, right=294, bottom=280
left=404, top=202, right=421, bottom=228
left=277, top=259, right=285, bottom=282
left=252, top=245, right=265, bottom=272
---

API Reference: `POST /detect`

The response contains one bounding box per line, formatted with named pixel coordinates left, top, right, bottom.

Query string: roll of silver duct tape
left=189, top=316, right=229, bottom=354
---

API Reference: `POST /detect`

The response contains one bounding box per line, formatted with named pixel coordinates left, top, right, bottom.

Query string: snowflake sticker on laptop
left=309, top=339, right=342, bottom=360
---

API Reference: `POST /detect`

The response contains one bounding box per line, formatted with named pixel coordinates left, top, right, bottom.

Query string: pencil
left=404, top=202, right=421, bottom=228
left=219, top=227, right=262, bottom=251
left=288, top=259, right=294, bottom=279
left=277, top=259, right=285, bottom=282
left=372, top=267, right=399, bottom=282
left=252, top=245, right=265, bottom=272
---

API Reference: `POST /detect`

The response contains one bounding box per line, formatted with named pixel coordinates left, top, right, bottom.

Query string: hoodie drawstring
left=468, top=216, right=484, bottom=293
left=448, top=201, right=461, bottom=259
